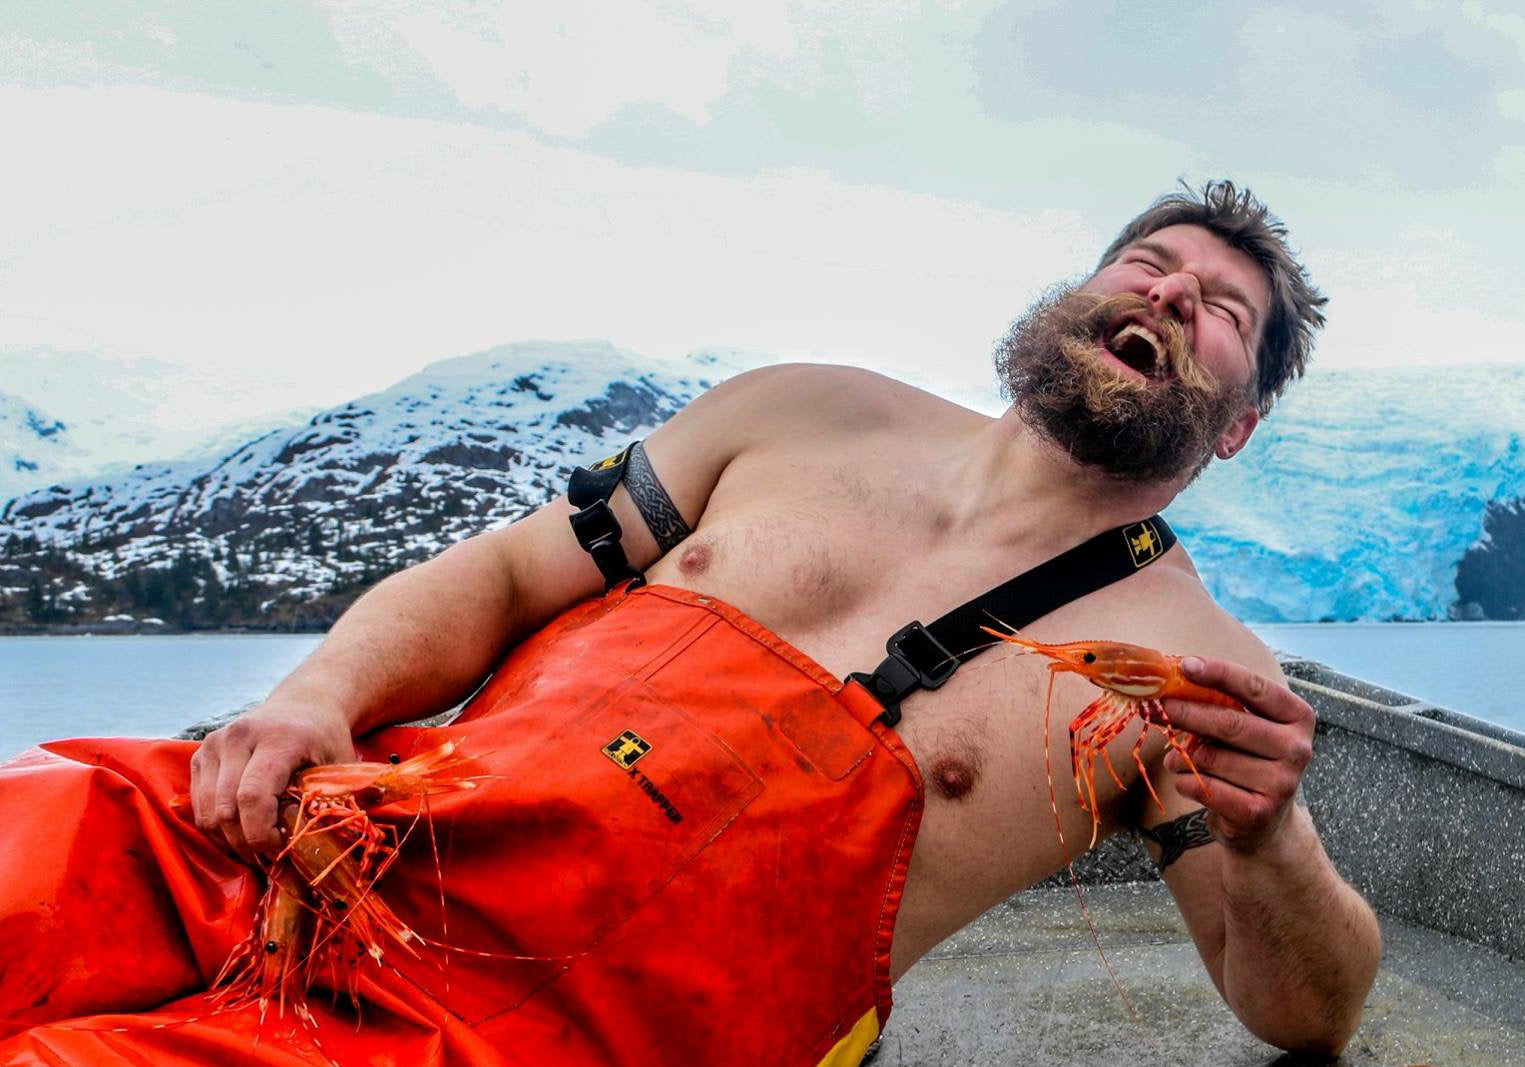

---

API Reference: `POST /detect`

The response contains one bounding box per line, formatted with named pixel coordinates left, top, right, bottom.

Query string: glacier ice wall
left=1168, top=365, right=1525, bottom=622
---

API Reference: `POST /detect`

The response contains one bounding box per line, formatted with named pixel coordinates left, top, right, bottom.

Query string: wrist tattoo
left=626, top=440, right=692, bottom=552
left=1137, top=807, right=1214, bottom=870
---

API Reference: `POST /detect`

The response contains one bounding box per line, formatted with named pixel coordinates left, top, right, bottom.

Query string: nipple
left=931, top=757, right=977, bottom=802
left=678, top=541, right=712, bottom=575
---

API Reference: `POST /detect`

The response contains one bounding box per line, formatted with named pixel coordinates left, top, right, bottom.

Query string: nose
left=1147, top=270, right=1200, bottom=326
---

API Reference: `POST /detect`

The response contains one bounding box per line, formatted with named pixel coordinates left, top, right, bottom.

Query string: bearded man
left=0, top=182, right=1381, bottom=1065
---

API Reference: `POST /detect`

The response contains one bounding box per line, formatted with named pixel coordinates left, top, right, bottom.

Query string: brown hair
left=1096, top=180, right=1326, bottom=415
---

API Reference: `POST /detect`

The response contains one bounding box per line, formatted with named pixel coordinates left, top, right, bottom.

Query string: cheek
left=1199, top=320, right=1251, bottom=373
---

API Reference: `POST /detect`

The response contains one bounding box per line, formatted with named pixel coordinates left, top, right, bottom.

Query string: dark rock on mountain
left=0, top=342, right=728, bottom=632
left=1455, top=497, right=1525, bottom=621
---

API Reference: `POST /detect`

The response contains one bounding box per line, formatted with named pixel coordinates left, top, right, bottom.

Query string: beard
left=993, top=284, right=1251, bottom=484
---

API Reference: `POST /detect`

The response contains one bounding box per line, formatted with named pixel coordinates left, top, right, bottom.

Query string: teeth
left=1111, top=323, right=1165, bottom=369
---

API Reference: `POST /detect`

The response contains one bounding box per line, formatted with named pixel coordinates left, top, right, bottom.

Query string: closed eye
left=1209, top=300, right=1240, bottom=326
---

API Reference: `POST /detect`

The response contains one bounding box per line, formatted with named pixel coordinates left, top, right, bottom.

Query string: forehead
left=1119, top=223, right=1271, bottom=316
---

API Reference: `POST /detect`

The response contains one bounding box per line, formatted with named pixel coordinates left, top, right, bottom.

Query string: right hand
left=189, top=699, right=357, bottom=862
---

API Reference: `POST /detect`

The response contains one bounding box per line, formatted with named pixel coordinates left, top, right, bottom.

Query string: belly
left=886, top=674, right=1145, bottom=979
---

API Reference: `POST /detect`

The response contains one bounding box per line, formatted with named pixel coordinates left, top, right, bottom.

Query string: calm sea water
left=1, top=623, right=1521, bottom=762
left=1250, top=621, right=1522, bottom=730
left=0, top=634, right=322, bottom=761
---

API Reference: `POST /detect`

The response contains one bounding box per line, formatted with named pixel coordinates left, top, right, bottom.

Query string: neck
left=947, top=408, right=1184, bottom=552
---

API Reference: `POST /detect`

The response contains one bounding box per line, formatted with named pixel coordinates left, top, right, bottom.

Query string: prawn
left=210, top=740, right=486, bottom=1027
left=977, top=626, right=1245, bottom=1040
left=980, top=627, right=1243, bottom=849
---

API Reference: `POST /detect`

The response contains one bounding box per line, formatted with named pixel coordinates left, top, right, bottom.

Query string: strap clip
left=568, top=448, right=645, bottom=591
left=885, top=620, right=958, bottom=690
left=568, top=496, right=622, bottom=554
left=849, top=620, right=957, bottom=728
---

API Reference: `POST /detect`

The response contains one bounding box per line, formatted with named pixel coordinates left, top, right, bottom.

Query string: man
left=0, top=182, right=1380, bottom=1065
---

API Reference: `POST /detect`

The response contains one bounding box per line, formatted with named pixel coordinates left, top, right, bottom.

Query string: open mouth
left=1102, top=322, right=1168, bottom=380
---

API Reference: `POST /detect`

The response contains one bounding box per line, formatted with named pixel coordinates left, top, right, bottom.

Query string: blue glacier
left=1167, top=364, right=1525, bottom=622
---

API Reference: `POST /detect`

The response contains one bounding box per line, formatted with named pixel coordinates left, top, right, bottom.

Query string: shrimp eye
left=264, top=940, right=279, bottom=954
left=388, top=753, right=401, bottom=764
left=1082, top=652, right=1096, bottom=664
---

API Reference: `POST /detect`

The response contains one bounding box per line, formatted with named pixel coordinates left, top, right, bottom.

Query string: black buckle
left=569, top=498, right=622, bottom=551
left=847, top=621, right=959, bottom=729
left=884, top=621, right=957, bottom=690
left=570, top=499, right=642, bottom=590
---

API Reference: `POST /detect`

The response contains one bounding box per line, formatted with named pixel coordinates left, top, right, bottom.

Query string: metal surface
left=886, top=883, right=1524, bottom=1066
left=886, top=657, right=1525, bottom=1065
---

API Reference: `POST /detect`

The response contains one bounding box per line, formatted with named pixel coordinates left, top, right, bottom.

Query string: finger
left=189, top=742, right=220, bottom=831
left=236, top=750, right=294, bottom=855
left=214, top=749, right=256, bottom=863
left=1171, top=766, right=1281, bottom=828
left=1180, top=656, right=1311, bottom=726
left=1159, top=699, right=1292, bottom=760
left=1166, top=744, right=1300, bottom=800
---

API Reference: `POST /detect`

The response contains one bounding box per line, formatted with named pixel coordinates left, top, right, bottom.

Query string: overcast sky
left=3, top=0, right=1523, bottom=424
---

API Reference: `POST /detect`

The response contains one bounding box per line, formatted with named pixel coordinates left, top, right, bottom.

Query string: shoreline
left=7, top=618, right=1520, bottom=638
left=0, top=622, right=330, bottom=637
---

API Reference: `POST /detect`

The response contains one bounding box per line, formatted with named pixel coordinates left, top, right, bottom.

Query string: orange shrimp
left=210, top=741, right=486, bottom=1027
left=210, top=861, right=314, bottom=1026
left=982, top=628, right=1243, bottom=849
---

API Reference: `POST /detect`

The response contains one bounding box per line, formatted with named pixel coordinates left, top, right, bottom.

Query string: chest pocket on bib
left=380, top=675, right=764, bottom=1024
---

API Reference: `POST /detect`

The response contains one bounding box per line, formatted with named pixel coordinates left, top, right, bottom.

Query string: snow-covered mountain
left=0, top=348, right=317, bottom=504
left=0, top=341, right=742, bottom=629
left=1, top=348, right=1521, bottom=629
left=0, top=393, right=81, bottom=502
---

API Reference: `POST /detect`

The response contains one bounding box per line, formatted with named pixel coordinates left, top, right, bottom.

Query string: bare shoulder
left=646, top=362, right=965, bottom=484
left=701, top=362, right=951, bottom=434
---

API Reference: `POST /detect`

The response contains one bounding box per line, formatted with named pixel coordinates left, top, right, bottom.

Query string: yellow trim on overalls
left=813, top=1008, right=880, bottom=1067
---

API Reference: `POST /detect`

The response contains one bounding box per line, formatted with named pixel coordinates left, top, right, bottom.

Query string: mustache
left=993, top=282, right=1251, bottom=483
left=1049, top=292, right=1215, bottom=394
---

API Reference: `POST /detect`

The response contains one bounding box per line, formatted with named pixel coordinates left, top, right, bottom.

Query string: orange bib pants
left=0, top=584, right=924, bottom=1066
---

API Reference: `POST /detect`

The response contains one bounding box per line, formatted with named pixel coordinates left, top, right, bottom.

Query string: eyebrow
left=1128, top=238, right=1262, bottom=337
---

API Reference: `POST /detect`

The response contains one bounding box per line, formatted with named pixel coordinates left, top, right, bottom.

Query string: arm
left=190, top=362, right=825, bottom=859
left=189, top=493, right=610, bottom=859
left=1138, top=648, right=1381, bottom=1055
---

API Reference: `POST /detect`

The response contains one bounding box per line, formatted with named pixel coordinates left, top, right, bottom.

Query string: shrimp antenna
left=978, top=611, right=1038, bottom=655
left=979, top=609, right=1023, bottom=635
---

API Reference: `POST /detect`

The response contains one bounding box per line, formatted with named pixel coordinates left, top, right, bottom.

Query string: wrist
left=263, top=674, right=360, bottom=730
left=1213, top=797, right=1309, bottom=859
left=1217, top=805, right=1322, bottom=884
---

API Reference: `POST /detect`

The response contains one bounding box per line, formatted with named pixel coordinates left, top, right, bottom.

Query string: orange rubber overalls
left=0, top=583, right=923, bottom=1066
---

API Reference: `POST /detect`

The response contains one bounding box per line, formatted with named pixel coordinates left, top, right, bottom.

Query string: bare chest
left=643, top=456, right=980, bottom=681
left=639, top=448, right=1170, bottom=970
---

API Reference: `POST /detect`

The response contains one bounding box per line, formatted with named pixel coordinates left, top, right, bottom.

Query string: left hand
left=1160, top=656, right=1316, bottom=854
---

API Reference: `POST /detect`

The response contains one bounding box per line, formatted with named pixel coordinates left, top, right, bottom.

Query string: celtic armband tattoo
left=626, top=440, right=692, bottom=552
left=1137, top=807, right=1214, bottom=870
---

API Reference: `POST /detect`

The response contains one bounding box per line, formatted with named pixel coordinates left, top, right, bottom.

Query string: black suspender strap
left=568, top=444, right=645, bottom=591
left=847, top=516, right=1176, bottom=727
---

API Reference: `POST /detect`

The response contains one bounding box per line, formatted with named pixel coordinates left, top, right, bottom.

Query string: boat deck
left=881, top=654, right=1525, bottom=1067
left=885, top=882, right=1525, bottom=1066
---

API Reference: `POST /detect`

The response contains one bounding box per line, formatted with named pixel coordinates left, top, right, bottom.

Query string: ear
left=1214, top=407, right=1258, bottom=460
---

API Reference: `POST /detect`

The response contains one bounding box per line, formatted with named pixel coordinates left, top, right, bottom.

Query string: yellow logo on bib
left=602, top=730, right=651, bottom=769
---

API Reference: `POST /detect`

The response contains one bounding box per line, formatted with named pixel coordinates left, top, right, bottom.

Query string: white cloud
left=1499, top=87, right=1525, bottom=121
left=324, top=0, right=992, bottom=137
left=0, top=85, right=1094, bottom=416
left=2, top=69, right=1520, bottom=433
left=1463, top=0, right=1525, bottom=60
left=334, top=0, right=795, bottom=137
